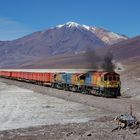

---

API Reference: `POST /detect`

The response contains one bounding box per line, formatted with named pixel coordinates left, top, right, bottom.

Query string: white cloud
left=0, top=18, right=34, bottom=41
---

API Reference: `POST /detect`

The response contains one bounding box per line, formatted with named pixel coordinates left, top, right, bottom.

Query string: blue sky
left=0, top=0, right=140, bottom=40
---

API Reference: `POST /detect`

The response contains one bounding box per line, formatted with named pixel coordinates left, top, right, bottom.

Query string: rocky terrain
left=0, top=78, right=140, bottom=140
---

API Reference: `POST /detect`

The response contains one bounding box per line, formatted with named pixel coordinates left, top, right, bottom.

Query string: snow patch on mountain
left=66, top=22, right=79, bottom=27
left=56, top=22, right=80, bottom=28
left=82, top=25, right=90, bottom=30
left=90, top=26, right=128, bottom=45
left=56, top=22, right=91, bottom=31
left=109, top=32, right=127, bottom=39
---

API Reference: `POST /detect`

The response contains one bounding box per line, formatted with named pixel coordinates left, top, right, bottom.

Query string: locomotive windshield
left=104, top=75, right=119, bottom=81
left=113, top=77, right=116, bottom=81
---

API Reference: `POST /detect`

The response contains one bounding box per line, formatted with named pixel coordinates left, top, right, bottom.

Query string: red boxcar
left=32, top=72, right=53, bottom=83
left=0, top=71, right=11, bottom=77
left=0, top=71, right=54, bottom=86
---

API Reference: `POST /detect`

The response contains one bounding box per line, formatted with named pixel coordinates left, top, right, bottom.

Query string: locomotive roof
left=87, top=71, right=119, bottom=75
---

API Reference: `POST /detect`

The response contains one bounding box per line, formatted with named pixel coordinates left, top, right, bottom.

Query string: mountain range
left=0, top=22, right=128, bottom=68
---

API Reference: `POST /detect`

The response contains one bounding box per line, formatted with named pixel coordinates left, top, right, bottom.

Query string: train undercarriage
left=51, top=82, right=120, bottom=98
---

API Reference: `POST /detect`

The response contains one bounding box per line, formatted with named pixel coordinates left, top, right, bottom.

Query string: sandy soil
left=0, top=78, right=140, bottom=140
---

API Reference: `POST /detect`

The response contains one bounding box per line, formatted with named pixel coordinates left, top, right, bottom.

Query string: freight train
left=0, top=70, right=121, bottom=97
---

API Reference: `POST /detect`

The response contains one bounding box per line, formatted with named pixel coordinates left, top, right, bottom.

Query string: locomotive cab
left=101, top=72, right=121, bottom=96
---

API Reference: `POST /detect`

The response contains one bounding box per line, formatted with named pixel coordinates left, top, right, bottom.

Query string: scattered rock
left=132, top=130, right=137, bottom=134
left=66, top=132, right=73, bottom=136
left=87, top=133, right=92, bottom=136
left=42, top=105, right=54, bottom=108
left=113, top=112, right=140, bottom=131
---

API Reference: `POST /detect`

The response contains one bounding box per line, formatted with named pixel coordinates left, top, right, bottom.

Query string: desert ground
left=0, top=76, right=140, bottom=140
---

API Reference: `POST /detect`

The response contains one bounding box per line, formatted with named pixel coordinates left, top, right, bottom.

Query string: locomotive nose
left=109, top=81, right=117, bottom=85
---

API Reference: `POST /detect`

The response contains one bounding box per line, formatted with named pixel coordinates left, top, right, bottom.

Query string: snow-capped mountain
left=55, top=22, right=128, bottom=45
left=0, top=22, right=128, bottom=68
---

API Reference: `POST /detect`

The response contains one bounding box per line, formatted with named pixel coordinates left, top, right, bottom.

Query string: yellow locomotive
left=53, top=71, right=121, bottom=97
